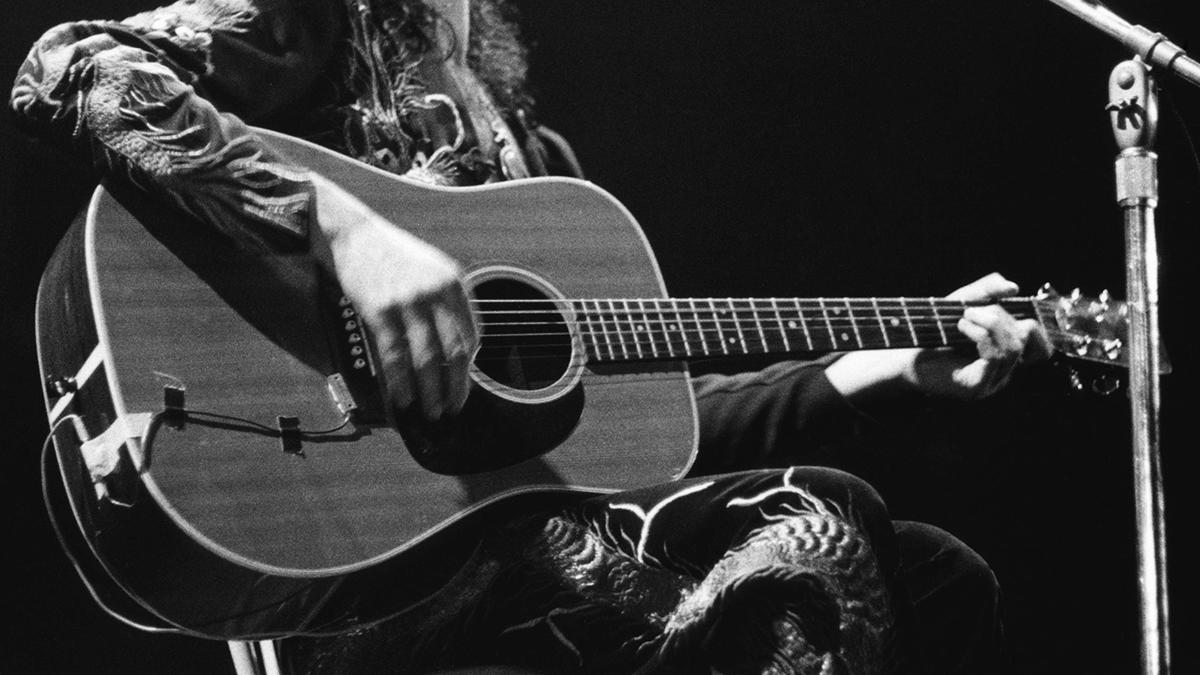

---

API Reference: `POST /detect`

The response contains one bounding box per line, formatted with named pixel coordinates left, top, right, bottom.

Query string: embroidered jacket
left=10, top=0, right=580, bottom=252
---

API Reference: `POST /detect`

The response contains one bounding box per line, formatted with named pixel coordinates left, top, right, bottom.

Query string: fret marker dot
left=669, top=324, right=677, bottom=331
left=637, top=324, right=645, bottom=332
left=890, top=318, right=901, bottom=327
left=788, top=320, right=798, bottom=329
left=728, top=337, right=736, bottom=344
left=841, top=332, right=850, bottom=342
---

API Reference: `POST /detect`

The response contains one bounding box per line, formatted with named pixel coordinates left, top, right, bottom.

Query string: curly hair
left=338, top=0, right=533, bottom=172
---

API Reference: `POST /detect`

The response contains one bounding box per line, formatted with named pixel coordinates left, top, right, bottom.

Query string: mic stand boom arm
left=1047, top=0, right=1200, bottom=89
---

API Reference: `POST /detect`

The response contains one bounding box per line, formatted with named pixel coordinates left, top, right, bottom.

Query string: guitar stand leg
left=229, top=640, right=282, bottom=675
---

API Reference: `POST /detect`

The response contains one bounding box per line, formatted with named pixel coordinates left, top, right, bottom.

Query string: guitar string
left=467, top=299, right=1053, bottom=317
left=467, top=306, right=1045, bottom=317
left=466, top=298, right=1049, bottom=310
left=466, top=299, right=1059, bottom=311
left=466, top=296, right=1045, bottom=304
left=461, top=299, right=1088, bottom=350
left=472, top=317, right=1038, bottom=330
left=466, top=323, right=1080, bottom=342
left=464, top=328, right=1092, bottom=366
left=348, top=297, right=1100, bottom=364
left=465, top=323, right=1083, bottom=343
left=464, top=330, right=1083, bottom=356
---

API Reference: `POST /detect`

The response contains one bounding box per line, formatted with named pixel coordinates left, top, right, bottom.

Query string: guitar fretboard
left=570, top=297, right=1036, bottom=362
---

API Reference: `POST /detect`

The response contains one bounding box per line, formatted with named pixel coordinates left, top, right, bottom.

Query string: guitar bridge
left=321, top=287, right=387, bottom=425
left=326, top=374, right=358, bottom=415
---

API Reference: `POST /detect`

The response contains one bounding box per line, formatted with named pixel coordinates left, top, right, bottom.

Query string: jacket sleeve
left=9, top=0, right=343, bottom=251
left=690, top=356, right=867, bottom=475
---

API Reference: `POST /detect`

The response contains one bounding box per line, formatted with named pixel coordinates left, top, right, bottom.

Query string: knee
left=783, top=465, right=891, bottom=525
left=954, top=543, right=1001, bottom=616
left=895, top=522, right=1004, bottom=671
left=939, top=531, right=998, bottom=608
left=765, top=466, right=896, bottom=567
left=900, top=521, right=1000, bottom=613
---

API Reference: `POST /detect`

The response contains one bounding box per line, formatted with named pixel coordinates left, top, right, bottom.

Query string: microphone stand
left=1043, top=2, right=1198, bottom=673
left=1107, top=58, right=1169, bottom=675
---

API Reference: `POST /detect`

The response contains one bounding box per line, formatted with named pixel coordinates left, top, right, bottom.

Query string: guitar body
left=37, top=129, right=696, bottom=638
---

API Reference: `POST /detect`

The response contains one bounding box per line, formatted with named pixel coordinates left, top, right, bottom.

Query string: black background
left=2, top=1, right=1196, bottom=673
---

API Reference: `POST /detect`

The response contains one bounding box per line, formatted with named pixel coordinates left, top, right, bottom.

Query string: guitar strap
left=78, top=412, right=153, bottom=505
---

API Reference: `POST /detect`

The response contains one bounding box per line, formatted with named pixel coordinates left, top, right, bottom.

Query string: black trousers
left=283, top=360, right=1004, bottom=673
left=684, top=359, right=1006, bottom=673
left=539, top=471, right=1003, bottom=673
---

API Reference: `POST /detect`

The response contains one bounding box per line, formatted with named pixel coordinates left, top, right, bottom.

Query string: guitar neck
left=571, top=296, right=1037, bottom=363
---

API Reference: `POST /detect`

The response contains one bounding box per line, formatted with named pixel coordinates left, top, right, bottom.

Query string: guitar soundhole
left=473, top=277, right=573, bottom=392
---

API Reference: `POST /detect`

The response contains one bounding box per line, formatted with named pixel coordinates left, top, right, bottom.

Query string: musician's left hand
left=826, top=272, right=1053, bottom=403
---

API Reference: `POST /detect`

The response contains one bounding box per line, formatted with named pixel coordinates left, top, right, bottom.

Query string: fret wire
left=900, top=297, right=919, bottom=346
left=884, top=305, right=911, bottom=346
left=708, top=299, right=729, bottom=355
left=651, top=299, right=676, bottom=358
left=689, top=299, right=709, bottom=356
left=638, top=300, right=657, bottom=358
left=930, top=297, right=949, bottom=345
left=620, top=300, right=644, bottom=359
left=573, top=301, right=598, bottom=361
left=728, top=298, right=749, bottom=354
left=791, top=298, right=814, bottom=350
left=602, top=300, right=623, bottom=359
left=592, top=300, right=612, bottom=360
left=842, top=298, right=864, bottom=348
left=747, top=299, right=769, bottom=352
left=815, top=298, right=833, bottom=347
left=771, top=298, right=791, bottom=352
left=670, top=300, right=691, bottom=357
left=637, top=299, right=660, bottom=358
left=871, top=297, right=891, bottom=348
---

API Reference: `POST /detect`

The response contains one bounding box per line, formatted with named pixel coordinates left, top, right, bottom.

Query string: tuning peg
left=1070, top=287, right=1083, bottom=303
left=1073, top=335, right=1093, bottom=357
left=1102, top=337, right=1123, bottom=361
left=1037, top=283, right=1058, bottom=299
left=1090, top=289, right=1113, bottom=322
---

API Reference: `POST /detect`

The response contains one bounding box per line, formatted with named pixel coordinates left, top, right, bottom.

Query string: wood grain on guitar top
left=70, top=129, right=697, bottom=577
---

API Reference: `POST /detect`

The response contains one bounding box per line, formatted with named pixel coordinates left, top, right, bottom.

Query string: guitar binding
left=465, top=264, right=587, bottom=405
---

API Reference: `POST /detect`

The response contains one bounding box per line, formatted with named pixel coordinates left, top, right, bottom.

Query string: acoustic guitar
left=36, top=129, right=1137, bottom=640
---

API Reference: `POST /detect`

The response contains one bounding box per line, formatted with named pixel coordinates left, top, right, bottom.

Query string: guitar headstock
left=1032, top=284, right=1171, bottom=393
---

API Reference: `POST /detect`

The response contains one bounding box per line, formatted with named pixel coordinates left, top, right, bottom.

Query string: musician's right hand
left=309, top=174, right=479, bottom=421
